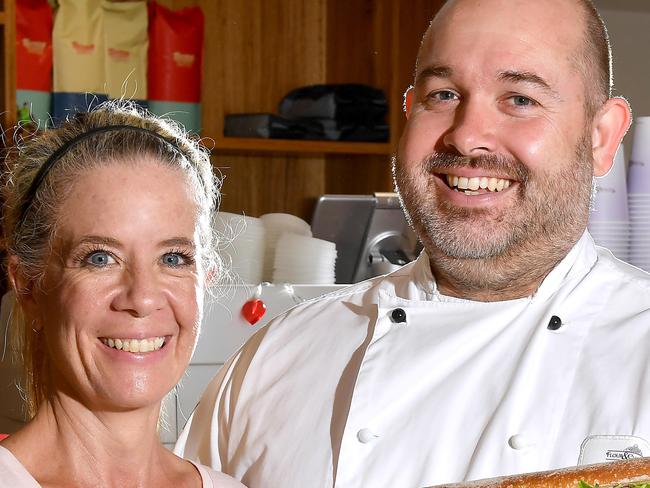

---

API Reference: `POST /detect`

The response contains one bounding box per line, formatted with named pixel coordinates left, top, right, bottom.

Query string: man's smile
left=442, top=172, right=512, bottom=195
left=431, top=169, right=517, bottom=199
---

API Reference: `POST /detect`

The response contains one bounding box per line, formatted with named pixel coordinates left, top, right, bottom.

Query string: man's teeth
left=445, top=174, right=511, bottom=193
left=101, top=337, right=166, bottom=353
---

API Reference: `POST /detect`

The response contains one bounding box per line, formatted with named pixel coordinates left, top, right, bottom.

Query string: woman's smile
left=100, top=336, right=167, bottom=353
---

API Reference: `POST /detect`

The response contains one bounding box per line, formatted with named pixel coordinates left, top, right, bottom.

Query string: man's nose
left=442, top=98, right=497, bottom=156
left=111, top=266, right=165, bottom=318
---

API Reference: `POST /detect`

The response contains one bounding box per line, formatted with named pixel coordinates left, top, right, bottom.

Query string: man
left=176, top=1, right=649, bottom=486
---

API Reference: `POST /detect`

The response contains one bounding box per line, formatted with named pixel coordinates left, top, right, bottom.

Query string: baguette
left=427, top=457, right=650, bottom=487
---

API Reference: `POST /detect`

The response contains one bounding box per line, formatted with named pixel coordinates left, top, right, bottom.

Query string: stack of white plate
left=213, top=212, right=266, bottom=284
left=628, top=117, right=650, bottom=272
left=273, top=234, right=337, bottom=284
left=588, top=145, right=630, bottom=261
left=260, top=213, right=312, bottom=281
left=629, top=194, right=650, bottom=271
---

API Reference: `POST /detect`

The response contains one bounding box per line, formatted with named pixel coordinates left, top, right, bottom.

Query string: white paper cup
left=591, top=145, right=628, bottom=222
left=214, top=212, right=266, bottom=284
left=272, top=234, right=337, bottom=284
left=260, top=213, right=312, bottom=281
left=628, top=117, right=650, bottom=194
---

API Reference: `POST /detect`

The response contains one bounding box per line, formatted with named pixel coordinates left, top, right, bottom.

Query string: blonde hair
left=2, top=100, right=221, bottom=416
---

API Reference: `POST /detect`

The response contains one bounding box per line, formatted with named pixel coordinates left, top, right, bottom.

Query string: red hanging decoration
left=241, top=298, right=266, bottom=325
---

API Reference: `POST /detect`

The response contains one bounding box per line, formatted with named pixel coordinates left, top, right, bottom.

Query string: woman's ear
left=591, top=96, right=632, bottom=177
left=8, top=255, right=39, bottom=326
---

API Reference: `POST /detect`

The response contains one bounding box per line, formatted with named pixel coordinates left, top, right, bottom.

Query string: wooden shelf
left=211, top=136, right=392, bottom=155
left=0, top=12, right=5, bottom=25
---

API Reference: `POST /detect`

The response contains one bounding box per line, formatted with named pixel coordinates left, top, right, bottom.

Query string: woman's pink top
left=0, top=445, right=245, bottom=487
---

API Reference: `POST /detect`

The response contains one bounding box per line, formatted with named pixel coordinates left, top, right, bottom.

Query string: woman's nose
left=442, top=98, right=497, bottom=156
left=111, top=266, right=165, bottom=318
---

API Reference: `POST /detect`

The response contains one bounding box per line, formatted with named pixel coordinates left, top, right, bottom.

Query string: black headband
left=18, top=125, right=184, bottom=227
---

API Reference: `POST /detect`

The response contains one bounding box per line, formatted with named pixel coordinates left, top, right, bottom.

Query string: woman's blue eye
left=513, top=96, right=534, bottom=106
left=87, top=251, right=112, bottom=267
left=162, top=253, right=183, bottom=266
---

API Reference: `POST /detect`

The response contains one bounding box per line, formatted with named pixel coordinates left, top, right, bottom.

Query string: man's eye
left=429, top=90, right=458, bottom=102
left=86, top=251, right=114, bottom=267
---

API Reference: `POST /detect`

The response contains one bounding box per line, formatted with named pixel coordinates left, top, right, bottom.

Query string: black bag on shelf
left=278, top=84, right=388, bottom=125
left=224, top=113, right=324, bottom=139
left=309, top=118, right=389, bottom=142
left=224, top=113, right=389, bottom=142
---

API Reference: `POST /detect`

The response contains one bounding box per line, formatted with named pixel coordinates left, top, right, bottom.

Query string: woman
left=0, top=102, right=244, bottom=487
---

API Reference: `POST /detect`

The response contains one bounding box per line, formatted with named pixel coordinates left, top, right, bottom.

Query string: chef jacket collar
left=409, top=230, right=597, bottom=304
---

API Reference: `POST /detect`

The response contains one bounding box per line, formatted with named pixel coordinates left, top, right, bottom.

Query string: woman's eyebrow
left=74, top=235, right=122, bottom=248
left=68, top=236, right=195, bottom=250
left=159, top=237, right=196, bottom=249
left=58, top=235, right=121, bottom=262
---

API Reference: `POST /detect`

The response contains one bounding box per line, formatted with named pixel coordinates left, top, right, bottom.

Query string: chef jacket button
left=390, top=308, right=407, bottom=323
left=508, top=434, right=534, bottom=450
left=547, top=315, right=562, bottom=331
left=357, top=428, right=379, bottom=444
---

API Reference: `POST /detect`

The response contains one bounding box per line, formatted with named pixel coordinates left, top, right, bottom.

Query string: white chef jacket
left=175, top=232, right=650, bottom=488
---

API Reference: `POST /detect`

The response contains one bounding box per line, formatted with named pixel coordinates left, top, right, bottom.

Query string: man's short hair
left=577, top=0, right=612, bottom=117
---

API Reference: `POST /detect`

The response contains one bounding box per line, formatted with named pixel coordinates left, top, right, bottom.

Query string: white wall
left=593, top=0, right=650, bottom=157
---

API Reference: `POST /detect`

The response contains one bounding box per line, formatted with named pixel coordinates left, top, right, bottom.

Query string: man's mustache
left=423, top=152, right=530, bottom=183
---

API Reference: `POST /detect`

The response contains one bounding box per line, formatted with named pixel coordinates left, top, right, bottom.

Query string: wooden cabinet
left=1, top=0, right=16, bottom=130
left=2, top=0, right=444, bottom=221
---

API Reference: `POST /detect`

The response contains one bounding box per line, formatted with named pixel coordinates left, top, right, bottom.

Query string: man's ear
left=403, top=86, right=414, bottom=119
left=591, top=96, right=632, bottom=177
left=8, top=255, right=40, bottom=327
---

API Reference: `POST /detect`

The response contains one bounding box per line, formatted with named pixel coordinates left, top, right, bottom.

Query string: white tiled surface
left=195, top=285, right=346, bottom=364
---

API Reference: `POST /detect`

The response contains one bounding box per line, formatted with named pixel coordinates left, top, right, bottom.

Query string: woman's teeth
left=445, top=174, right=511, bottom=194
left=101, top=336, right=166, bottom=353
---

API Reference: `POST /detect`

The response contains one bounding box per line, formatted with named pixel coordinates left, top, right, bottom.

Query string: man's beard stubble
left=392, top=133, right=594, bottom=296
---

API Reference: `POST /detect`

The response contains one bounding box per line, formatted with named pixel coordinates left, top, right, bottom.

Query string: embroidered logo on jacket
left=578, top=435, right=650, bottom=466
left=605, top=444, right=644, bottom=460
